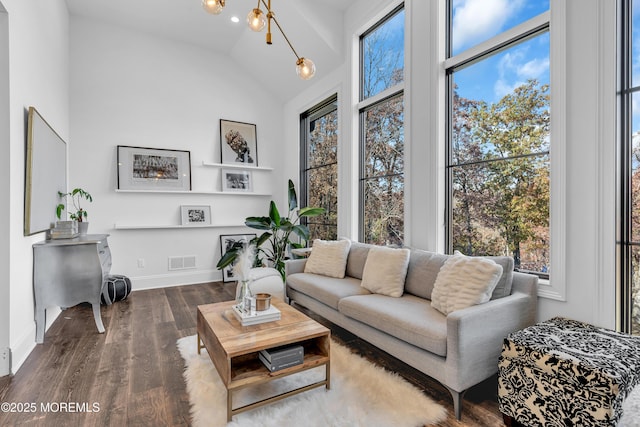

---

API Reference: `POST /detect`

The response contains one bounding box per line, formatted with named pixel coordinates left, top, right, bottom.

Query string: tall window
left=300, top=95, right=338, bottom=241
left=618, top=0, right=640, bottom=334
left=446, top=1, right=550, bottom=276
left=359, top=5, right=405, bottom=246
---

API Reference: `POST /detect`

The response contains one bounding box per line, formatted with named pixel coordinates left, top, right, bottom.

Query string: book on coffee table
left=232, top=304, right=281, bottom=326
left=259, top=344, right=304, bottom=372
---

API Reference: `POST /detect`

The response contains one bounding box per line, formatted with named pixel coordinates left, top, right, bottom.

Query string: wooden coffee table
left=196, top=298, right=331, bottom=421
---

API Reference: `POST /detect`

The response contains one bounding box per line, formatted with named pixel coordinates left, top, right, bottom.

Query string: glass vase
left=236, top=279, right=253, bottom=312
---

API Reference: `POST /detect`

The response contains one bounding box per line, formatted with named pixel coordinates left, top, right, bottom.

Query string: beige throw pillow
left=360, top=246, right=410, bottom=297
left=431, top=251, right=503, bottom=315
left=304, top=239, right=351, bottom=278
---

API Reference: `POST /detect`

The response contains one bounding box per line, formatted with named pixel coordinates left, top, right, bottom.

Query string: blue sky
left=632, top=0, right=640, bottom=136
left=452, top=0, right=550, bottom=105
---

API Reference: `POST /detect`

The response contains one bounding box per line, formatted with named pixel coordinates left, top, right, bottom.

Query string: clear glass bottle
left=236, top=280, right=253, bottom=312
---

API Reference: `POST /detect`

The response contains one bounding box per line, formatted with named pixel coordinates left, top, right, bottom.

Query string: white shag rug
left=177, top=335, right=447, bottom=427
left=621, top=385, right=640, bottom=426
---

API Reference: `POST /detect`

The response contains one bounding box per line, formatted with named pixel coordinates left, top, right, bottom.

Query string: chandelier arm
left=269, top=13, right=301, bottom=59
left=259, top=0, right=301, bottom=60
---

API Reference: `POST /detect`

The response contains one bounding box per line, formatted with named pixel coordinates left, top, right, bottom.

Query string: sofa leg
left=445, top=386, right=466, bottom=420
left=502, top=413, right=514, bottom=426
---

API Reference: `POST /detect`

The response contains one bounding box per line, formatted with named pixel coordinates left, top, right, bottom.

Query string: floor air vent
left=168, top=255, right=197, bottom=271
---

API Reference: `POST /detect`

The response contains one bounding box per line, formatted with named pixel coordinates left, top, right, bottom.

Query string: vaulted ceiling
left=65, top=0, right=349, bottom=101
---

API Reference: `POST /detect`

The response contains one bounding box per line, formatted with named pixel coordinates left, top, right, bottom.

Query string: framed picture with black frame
left=220, top=119, right=258, bottom=166
left=221, top=168, right=253, bottom=192
left=219, top=234, right=257, bottom=282
left=117, top=145, right=191, bottom=191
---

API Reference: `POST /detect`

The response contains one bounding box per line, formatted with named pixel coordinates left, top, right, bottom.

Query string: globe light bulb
left=202, top=0, right=224, bottom=15
left=247, top=8, right=266, bottom=32
left=296, top=58, right=316, bottom=80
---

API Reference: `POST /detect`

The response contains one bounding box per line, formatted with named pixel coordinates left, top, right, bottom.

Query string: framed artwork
left=222, top=169, right=253, bottom=192
left=180, top=205, right=211, bottom=226
left=117, top=145, right=191, bottom=191
left=220, top=119, right=258, bottom=166
left=220, top=234, right=257, bottom=282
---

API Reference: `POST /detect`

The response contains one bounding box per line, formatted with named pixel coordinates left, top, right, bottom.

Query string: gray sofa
left=285, top=241, right=538, bottom=419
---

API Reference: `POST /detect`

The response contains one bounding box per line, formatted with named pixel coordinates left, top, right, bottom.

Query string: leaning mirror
left=24, top=106, right=67, bottom=236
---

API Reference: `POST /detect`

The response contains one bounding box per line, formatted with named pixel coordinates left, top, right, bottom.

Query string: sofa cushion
left=345, top=241, right=372, bottom=279
left=483, top=255, right=514, bottom=299
left=404, top=249, right=514, bottom=301
left=360, top=246, right=410, bottom=297
left=304, top=239, right=351, bottom=278
left=286, top=273, right=370, bottom=310
left=404, top=250, right=450, bottom=300
left=338, top=294, right=448, bottom=357
left=431, top=252, right=503, bottom=315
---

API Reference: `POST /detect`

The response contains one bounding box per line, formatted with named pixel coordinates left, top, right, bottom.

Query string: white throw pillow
left=431, top=251, right=503, bottom=315
left=360, top=246, right=410, bottom=297
left=304, top=239, right=351, bottom=279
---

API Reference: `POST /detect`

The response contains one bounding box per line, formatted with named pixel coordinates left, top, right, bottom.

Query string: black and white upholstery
left=498, top=317, right=640, bottom=426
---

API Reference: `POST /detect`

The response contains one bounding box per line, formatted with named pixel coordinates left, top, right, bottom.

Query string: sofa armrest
left=285, top=258, right=307, bottom=276
left=445, top=274, right=538, bottom=391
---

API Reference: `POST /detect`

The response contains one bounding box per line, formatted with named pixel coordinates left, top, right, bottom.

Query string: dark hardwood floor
left=0, top=282, right=504, bottom=426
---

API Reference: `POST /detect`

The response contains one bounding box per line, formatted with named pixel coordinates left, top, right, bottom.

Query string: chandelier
left=202, top=0, right=316, bottom=80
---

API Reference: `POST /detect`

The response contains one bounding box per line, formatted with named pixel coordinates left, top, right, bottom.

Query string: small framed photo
left=220, top=234, right=257, bottom=282
left=222, top=169, right=253, bottom=192
left=220, top=119, right=258, bottom=166
left=117, top=145, right=191, bottom=191
left=180, top=205, right=211, bottom=226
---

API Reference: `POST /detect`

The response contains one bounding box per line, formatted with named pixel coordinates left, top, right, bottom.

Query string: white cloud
left=632, top=96, right=640, bottom=122
left=493, top=46, right=549, bottom=99
left=494, top=79, right=524, bottom=99
left=452, top=0, right=524, bottom=52
left=517, top=57, right=550, bottom=79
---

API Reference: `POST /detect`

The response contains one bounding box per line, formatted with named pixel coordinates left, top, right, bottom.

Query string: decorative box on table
left=498, top=317, right=640, bottom=427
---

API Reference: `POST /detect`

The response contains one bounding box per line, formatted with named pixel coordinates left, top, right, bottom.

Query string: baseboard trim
left=11, top=305, right=63, bottom=374
left=129, top=269, right=222, bottom=291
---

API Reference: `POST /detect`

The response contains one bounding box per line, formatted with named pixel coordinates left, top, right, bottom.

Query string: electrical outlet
left=137, top=258, right=145, bottom=268
left=0, top=347, right=10, bottom=375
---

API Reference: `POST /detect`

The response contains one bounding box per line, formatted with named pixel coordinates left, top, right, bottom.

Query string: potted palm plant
left=217, top=180, right=324, bottom=281
left=56, top=188, right=93, bottom=235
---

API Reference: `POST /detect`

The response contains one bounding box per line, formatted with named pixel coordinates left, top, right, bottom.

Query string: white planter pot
left=78, top=222, right=89, bottom=235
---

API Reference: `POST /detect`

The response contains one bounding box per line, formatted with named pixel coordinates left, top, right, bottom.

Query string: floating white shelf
left=114, top=189, right=271, bottom=196
left=202, top=161, right=273, bottom=171
left=113, top=223, right=247, bottom=230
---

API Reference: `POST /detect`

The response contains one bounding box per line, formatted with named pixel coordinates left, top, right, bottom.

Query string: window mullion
left=445, top=10, right=550, bottom=68
left=357, top=83, right=404, bottom=111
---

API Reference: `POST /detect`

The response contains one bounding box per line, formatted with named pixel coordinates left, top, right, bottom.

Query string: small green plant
left=56, top=188, right=93, bottom=222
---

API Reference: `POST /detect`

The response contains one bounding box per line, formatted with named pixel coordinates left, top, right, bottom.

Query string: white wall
left=4, top=0, right=69, bottom=373
left=284, top=0, right=617, bottom=328
left=537, top=0, right=617, bottom=327
left=69, top=17, right=285, bottom=290
left=0, top=2, right=10, bottom=377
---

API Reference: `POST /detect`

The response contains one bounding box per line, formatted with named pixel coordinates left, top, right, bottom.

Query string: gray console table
left=33, top=234, right=112, bottom=343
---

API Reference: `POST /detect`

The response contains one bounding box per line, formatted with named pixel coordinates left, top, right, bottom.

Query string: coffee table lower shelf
left=196, top=299, right=331, bottom=421
left=197, top=333, right=331, bottom=421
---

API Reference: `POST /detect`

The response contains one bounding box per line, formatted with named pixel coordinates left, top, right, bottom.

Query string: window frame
left=358, top=3, right=405, bottom=244
left=618, top=0, right=636, bottom=333
left=444, top=1, right=566, bottom=300
left=300, top=94, right=339, bottom=241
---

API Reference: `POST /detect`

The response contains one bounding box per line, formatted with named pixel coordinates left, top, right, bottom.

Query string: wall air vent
left=168, top=255, right=197, bottom=271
